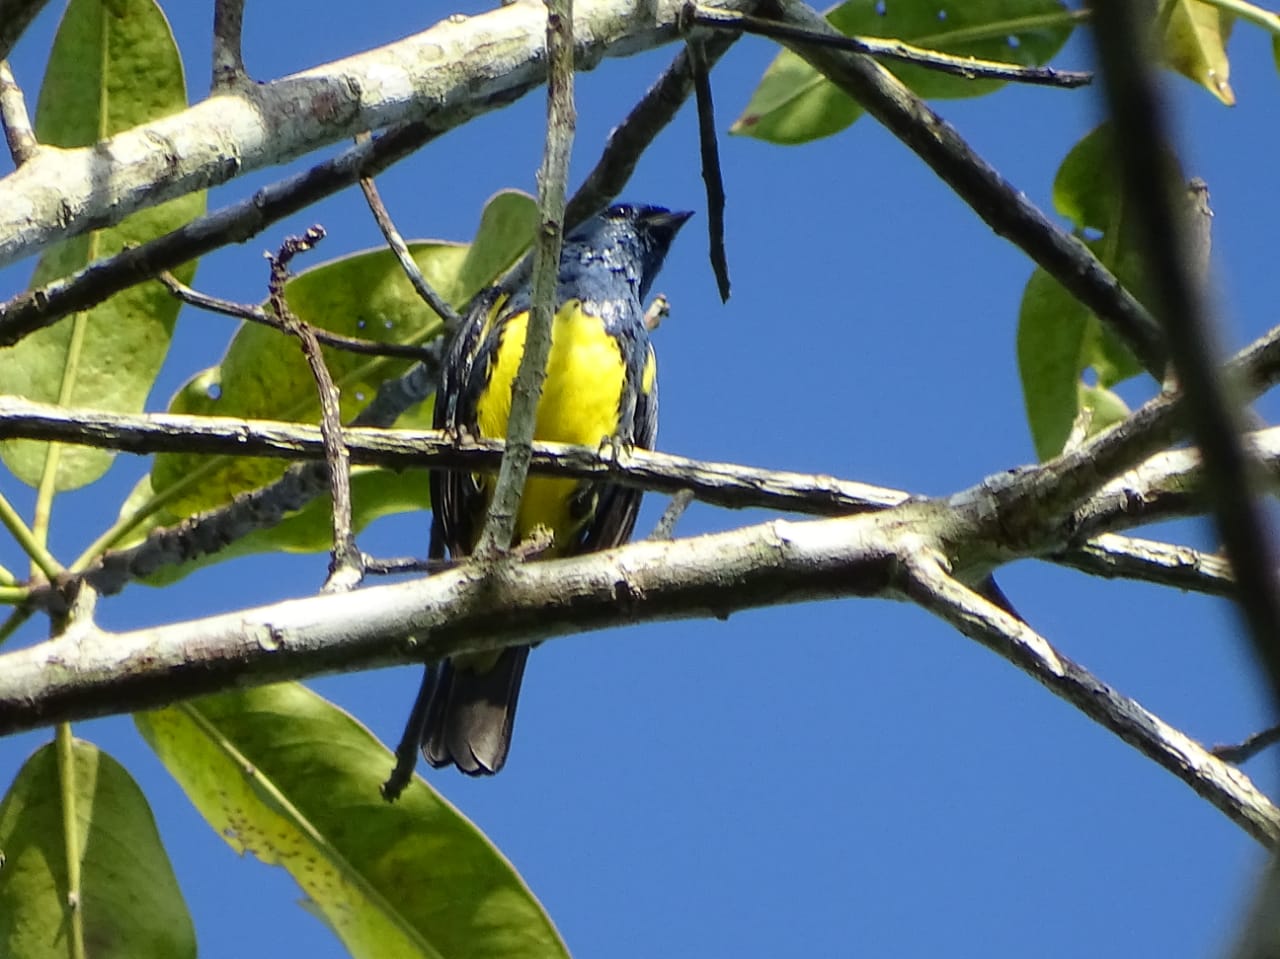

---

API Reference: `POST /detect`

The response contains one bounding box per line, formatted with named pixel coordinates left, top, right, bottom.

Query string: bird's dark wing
left=430, top=286, right=509, bottom=558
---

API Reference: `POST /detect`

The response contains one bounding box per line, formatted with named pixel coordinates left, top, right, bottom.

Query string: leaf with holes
left=136, top=684, right=568, bottom=959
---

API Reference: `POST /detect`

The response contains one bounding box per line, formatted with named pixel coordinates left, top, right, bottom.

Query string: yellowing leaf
left=1160, top=0, right=1235, bottom=105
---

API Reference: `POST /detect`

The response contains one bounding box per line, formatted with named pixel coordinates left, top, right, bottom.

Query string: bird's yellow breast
left=474, top=299, right=630, bottom=553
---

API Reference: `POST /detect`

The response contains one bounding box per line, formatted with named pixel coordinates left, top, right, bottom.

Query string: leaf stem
left=56, top=722, right=87, bottom=959
left=1197, top=0, right=1280, bottom=36
left=0, top=486, right=62, bottom=580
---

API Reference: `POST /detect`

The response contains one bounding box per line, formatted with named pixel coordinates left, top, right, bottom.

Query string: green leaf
left=0, top=0, right=205, bottom=491
left=136, top=684, right=569, bottom=959
left=0, top=740, right=195, bottom=959
left=1077, top=384, right=1130, bottom=438
left=733, top=0, right=1078, bottom=144
left=1018, top=123, right=1194, bottom=459
left=1159, top=0, right=1235, bottom=105
left=120, top=464, right=431, bottom=587
left=142, top=190, right=536, bottom=524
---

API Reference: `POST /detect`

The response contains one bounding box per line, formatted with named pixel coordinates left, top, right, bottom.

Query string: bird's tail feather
left=420, top=647, right=530, bottom=776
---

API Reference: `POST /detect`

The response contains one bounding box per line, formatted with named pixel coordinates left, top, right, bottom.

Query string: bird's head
left=565, top=204, right=694, bottom=301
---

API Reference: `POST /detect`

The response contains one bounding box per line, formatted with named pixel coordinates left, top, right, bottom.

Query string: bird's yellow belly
left=475, top=300, right=628, bottom=553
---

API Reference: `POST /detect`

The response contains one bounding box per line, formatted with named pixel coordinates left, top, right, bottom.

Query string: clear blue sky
left=3, top=2, right=1279, bottom=956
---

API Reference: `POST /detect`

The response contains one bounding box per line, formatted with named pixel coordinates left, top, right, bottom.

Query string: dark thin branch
left=564, top=31, right=739, bottom=229
left=356, top=137, right=464, bottom=331
left=687, top=35, right=730, bottom=301
left=1091, top=1, right=1280, bottom=696
left=0, top=122, right=439, bottom=349
left=1213, top=725, right=1280, bottom=765
left=760, top=0, right=1168, bottom=379
left=690, top=5, right=1092, bottom=88
left=267, top=229, right=364, bottom=591
left=158, top=271, right=433, bottom=361
left=0, top=59, right=37, bottom=165
left=650, top=489, right=694, bottom=540
left=7, top=315, right=1280, bottom=607
left=211, top=0, right=247, bottom=89
left=0, top=0, right=51, bottom=62
left=474, top=0, right=577, bottom=558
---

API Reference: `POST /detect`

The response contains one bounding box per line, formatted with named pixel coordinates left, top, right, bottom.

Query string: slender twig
left=565, top=31, right=739, bottom=229
left=63, top=357, right=442, bottom=596
left=211, top=0, right=247, bottom=89
left=474, top=0, right=577, bottom=558
left=0, top=121, right=439, bottom=349
left=158, top=271, right=433, bottom=361
left=0, top=479, right=62, bottom=582
left=690, top=5, right=1092, bottom=87
left=0, top=0, right=52, bottom=62
left=1213, top=724, right=1280, bottom=765
left=686, top=36, right=730, bottom=301
left=267, top=229, right=364, bottom=591
left=356, top=135, right=464, bottom=331
left=650, top=489, right=695, bottom=540
left=363, top=555, right=446, bottom=576
left=1091, top=1, right=1280, bottom=696
left=901, top=551, right=1280, bottom=850
left=759, top=0, right=1167, bottom=379
left=1056, top=534, right=1234, bottom=596
left=0, top=59, right=37, bottom=165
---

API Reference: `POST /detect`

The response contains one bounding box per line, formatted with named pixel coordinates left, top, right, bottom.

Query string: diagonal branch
left=757, top=0, right=1167, bottom=378
left=0, top=121, right=440, bottom=348
left=901, top=550, right=1280, bottom=850
left=1090, top=0, right=1280, bottom=700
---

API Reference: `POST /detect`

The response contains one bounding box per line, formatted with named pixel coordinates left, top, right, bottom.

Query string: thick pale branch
left=0, top=0, right=750, bottom=270
left=902, top=552, right=1280, bottom=851
left=0, top=510, right=905, bottom=733
left=0, top=0, right=51, bottom=62
left=0, top=123, right=441, bottom=347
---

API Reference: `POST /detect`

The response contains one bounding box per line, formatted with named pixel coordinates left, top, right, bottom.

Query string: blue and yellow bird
left=413, top=203, right=692, bottom=776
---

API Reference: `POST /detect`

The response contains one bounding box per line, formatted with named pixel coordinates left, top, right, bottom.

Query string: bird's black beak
left=644, top=209, right=694, bottom=243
